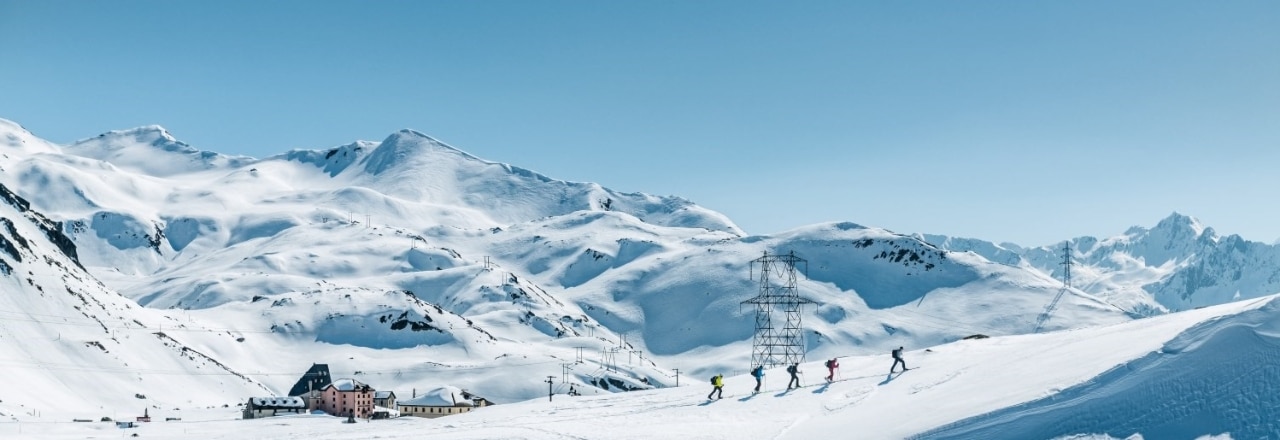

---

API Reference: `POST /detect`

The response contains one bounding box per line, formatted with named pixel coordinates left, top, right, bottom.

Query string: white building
left=397, top=386, right=478, bottom=419
left=243, top=396, right=308, bottom=419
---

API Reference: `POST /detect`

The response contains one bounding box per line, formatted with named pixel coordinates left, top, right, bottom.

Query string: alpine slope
left=1, top=117, right=1277, bottom=437
left=5, top=295, right=1274, bottom=439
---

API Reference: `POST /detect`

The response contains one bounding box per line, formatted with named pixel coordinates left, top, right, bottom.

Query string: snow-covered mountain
left=921, top=212, right=1280, bottom=315
left=0, top=117, right=1141, bottom=417
left=0, top=182, right=268, bottom=419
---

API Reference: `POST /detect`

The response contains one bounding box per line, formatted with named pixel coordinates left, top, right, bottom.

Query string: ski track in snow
left=822, top=385, right=876, bottom=412
left=769, top=415, right=810, bottom=440
left=909, top=370, right=961, bottom=395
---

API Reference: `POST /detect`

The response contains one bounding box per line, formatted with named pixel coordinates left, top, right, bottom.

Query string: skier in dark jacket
left=786, top=363, right=801, bottom=389
left=751, top=365, right=765, bottom=393
left=707, top=374, right=724, bottom=400
left=890, top=346, right=908, bottom=373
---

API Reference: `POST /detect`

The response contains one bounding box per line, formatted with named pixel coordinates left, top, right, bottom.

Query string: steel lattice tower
left=1060, top=241, right=1072, bottom=289
left=1034, top=242, right=1074, bottom=333
left=741, top=251, right=813, bottom=369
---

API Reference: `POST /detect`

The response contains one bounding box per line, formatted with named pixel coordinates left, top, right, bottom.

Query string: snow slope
left=4, top=294, right=1272, bottom=439
left=0, top=183, right=268, bottom=419
left=918, top=297, right=1280, bottom=439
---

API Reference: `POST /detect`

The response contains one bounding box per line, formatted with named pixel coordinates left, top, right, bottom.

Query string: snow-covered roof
left=374, top=390, right=395, bottom=399
left=399, top=386, right=471, bottom=407
left=325, top=378, right=371, bottom=392
left=249, top=396, right=306, bottom=408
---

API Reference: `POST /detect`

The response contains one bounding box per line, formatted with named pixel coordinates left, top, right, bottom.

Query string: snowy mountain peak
left=83, top=125, right=180, bottom=148
left=362, top=129, right=476, bottom=175
left=390, top=128, right=442, bottom=143
left=65, top=125, right=254, bottom=176
left=1149, top=211, right=1209, bottom=239
left=0, top=117, right=30, bottom=134
left=0, top=117, right=61, bottom=154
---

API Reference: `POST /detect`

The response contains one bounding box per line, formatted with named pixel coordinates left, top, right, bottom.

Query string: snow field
left=1, top=295, right=1272, bottom=439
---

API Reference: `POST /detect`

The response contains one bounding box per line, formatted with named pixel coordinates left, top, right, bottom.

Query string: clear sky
left=1, top=1, right=1277, bottom=245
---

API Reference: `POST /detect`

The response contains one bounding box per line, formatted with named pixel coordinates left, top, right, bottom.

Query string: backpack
left=710, top=376, right=717, bottom=385
left=825, top=359, right=833, bottom=369
left=751, top=366, right=763, bottom=377
left=787, top=365, right=797, bottom=374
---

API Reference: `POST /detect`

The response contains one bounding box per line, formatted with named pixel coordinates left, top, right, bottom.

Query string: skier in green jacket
left=707, top=374, right=724, bottom=400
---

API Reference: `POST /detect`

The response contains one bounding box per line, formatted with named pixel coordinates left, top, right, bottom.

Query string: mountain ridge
left=0, top=118, right=1248, bottom=413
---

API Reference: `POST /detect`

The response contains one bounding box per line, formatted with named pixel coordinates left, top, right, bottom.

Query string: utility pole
left=561, top=363, right=574, bottom=383
left=673, top=368, right=680, bottom=387
left=545, top=376, right=555, bottom=402
left=602, top=347, right=619, bottom=372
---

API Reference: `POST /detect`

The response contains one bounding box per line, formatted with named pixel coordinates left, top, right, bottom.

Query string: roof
left=399, top=386, right=471, bottom=407
left=248, top=396, right=306, bottom=408
left=375, top=390, right=395, bottom=399
left=461, top=389, right=489, bottom=402
left=287, top=364, right=332, bottom=396
left=324, top=378, right=372, bottom=392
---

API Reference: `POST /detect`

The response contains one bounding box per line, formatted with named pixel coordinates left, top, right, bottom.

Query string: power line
left=0, top=356, right=563, bottom=377
left=0, top=312, right=279, bottom=334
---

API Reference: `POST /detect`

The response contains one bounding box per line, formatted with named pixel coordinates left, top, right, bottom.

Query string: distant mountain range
left=921, top=211, right=1280, bottom=314
left=2, top=117, right=1273, bottom=415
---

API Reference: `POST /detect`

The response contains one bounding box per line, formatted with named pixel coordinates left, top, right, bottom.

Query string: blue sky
left=1, top=1, right=1277, bottom=244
